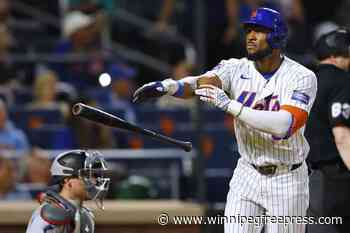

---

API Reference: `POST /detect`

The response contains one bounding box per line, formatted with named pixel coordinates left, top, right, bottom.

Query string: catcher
left=26, top=150, right=110, bottom=233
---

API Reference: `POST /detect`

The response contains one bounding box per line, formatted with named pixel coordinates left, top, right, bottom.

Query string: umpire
left=306, top=28, right=350, bottom=233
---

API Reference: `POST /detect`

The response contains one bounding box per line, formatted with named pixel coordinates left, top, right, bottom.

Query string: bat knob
left=72, top=103, right=85, bottom=115
left=183, top=142, right=193, bottom=152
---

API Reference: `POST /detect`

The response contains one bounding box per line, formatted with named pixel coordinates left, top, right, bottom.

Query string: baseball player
left=26, top=150, right=110, bottom=233
left=133, top=7, right=317, bottom=233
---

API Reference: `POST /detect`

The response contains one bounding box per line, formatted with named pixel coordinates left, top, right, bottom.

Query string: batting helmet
left=314, top=28, right=350, bottom=60
left=243, top=7, right=288, bottom=49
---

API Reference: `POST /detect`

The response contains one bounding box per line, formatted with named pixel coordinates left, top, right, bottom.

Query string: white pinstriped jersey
left=206, top=56, right=317, bottom=166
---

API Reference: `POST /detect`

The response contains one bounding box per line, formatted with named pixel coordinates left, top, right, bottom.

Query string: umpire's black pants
left=307, top=164, right=350, bottom=233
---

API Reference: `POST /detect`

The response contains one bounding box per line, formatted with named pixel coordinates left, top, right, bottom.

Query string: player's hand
left=133, top=79, right=182, bottom=103
left=195, top=84, right=232, bottom=111
left=133, top=81, right=167, bottom=103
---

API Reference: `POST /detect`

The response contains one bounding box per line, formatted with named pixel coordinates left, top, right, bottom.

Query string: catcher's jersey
left=206, top=56, right=317, bottom=166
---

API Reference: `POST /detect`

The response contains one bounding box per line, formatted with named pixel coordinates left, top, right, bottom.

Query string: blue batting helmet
left=243, top=7, right=288, bottom=49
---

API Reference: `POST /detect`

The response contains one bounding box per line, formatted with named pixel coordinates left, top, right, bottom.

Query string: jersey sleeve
left=204, top=59, right=239, bottom=92
left=328, top=87, right=350, bottom=127
left=281, top=73, right=317, bottom=113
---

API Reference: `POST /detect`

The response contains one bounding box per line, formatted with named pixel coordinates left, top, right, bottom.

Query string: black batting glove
left=133, top=81, right=167, bottom=103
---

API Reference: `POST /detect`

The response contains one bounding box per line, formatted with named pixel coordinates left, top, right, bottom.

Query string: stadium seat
left=85, top=88, right=111, bottom=105
left=201, top=108, right=227, bottom=123
left=201, top=108, right=234, bottom=131
left=201, top=128, right=239, bottom=169
left=27, top=126, right=74, bottom=149
left=9, top=108, right=64, bottom=130
left=136, top=107, right=191, bottom=127
left=200, top=128, right=239, bottom=203
left=14, top=89, right=33, bottom=106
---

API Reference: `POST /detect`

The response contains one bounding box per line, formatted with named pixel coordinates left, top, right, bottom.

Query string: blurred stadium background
left=0, top=0, right=348, bottom=232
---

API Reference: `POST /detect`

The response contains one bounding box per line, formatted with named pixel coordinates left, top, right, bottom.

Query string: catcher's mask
left=50, top=150, right=110, bottom=209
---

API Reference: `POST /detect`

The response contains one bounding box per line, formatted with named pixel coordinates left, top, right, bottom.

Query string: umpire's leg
left=307, top=167, right=349, bottom=233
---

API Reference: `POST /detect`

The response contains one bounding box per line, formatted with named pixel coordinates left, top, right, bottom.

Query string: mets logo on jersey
left=237, top=91, right=280, bottom=111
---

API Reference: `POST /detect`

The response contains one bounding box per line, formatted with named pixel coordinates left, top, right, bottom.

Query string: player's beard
left=247, top=46, right=273, bottom=61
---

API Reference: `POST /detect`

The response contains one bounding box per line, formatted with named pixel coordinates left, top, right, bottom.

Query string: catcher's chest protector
left=40, top=191, right=95, bottom=233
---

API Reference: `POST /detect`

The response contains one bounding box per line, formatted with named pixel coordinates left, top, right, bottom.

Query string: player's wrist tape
left=173, top=81, right=185, bottom=97
left=227, top=100, right=244, bottom=118
left=161, top=79, right=183, bottom=96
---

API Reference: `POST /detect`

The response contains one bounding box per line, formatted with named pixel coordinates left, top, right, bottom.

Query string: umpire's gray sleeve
left=26, top=208, right=62, bottom=233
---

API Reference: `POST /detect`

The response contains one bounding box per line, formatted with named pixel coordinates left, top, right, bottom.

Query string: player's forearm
left=333, top=126, right=350, bottom=170
left=227, top=101, right=293, bottom=137
left=159, top=76, right=198, bottom=99
left=179, top=76, right=201, bottom=98
left=181, top=82, right=195, bottom=98
left=166, top=75, right=221, bottom=99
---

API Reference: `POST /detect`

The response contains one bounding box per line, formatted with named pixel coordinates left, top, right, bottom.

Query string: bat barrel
left=72, top=102, right=193, bottom=152
left=142, top=128, right=192, bottom=152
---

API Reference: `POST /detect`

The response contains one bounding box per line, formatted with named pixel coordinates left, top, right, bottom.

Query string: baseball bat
left=72, top=103, right=192, bottom=152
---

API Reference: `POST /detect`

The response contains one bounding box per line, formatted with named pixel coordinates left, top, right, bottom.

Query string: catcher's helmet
left=314, top=28, right=350, bottom=60
left=50, top=150, right=110, bottom=208
left=243, top=7, right=288, bottom=49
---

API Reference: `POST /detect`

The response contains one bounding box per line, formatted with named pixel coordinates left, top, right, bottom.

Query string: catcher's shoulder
left=40, top=202, right=74, bottom=225
left=26, top=206, right=57, bottom=232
